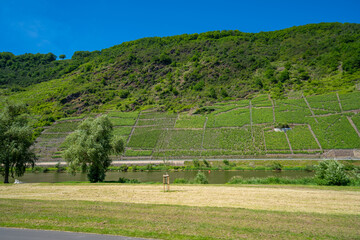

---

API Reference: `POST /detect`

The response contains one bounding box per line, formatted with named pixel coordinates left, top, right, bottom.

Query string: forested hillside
left=0, top=22, right=359, bottom=122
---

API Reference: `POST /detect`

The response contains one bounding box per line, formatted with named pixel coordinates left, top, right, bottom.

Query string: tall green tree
left=62, top=115, right=124, bottom=182
left=0, top=102, right=37, bottom=183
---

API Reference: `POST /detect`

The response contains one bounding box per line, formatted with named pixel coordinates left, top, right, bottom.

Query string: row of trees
left=0, top=103, right=124, bottom=183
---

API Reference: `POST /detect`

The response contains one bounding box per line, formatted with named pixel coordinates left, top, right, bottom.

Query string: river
left=11, top=170, right=314, bottom=184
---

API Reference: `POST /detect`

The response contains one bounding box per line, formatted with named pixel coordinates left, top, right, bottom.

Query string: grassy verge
left=0, top=198, right=359, bottom=240
left=226, top=176, right=360, bottom=186
left=30, top=159, right=360, bottom=172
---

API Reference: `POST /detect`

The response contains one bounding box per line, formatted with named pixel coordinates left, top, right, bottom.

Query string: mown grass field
left=0, top=184, right=359, bottom=239
left=34, top=91, right=360, bottom=162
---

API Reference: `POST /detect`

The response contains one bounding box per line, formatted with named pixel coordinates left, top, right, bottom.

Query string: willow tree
left=62, top=115, right=124, bottom=182
left=0, top=102, right=37, bottom=183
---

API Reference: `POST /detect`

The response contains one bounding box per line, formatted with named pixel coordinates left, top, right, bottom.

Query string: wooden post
left=163, top=174, right=169, bottom=192
left=167, top=174, right=170, bottom=191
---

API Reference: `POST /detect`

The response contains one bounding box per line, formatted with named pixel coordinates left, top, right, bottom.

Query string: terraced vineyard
left=34, top=91, right=360, bottom=162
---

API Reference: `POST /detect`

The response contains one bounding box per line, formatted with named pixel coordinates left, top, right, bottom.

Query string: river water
left=11, top=170, right=314, bottom=184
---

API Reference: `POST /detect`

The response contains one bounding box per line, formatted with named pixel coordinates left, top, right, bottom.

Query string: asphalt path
left=0, top=227, right=153, bottom=240
left=35, top=158, right=360, bottom=167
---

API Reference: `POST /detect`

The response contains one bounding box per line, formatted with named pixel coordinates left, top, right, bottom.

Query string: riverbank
left=0, top=183, right=359, bottom=239
left=29, top=159, right=360, bottom=173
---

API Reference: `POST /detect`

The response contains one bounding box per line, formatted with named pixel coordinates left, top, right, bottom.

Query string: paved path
left=0, top=227, right=151, bottom=240
left=35, top=157, right=360, bottom=167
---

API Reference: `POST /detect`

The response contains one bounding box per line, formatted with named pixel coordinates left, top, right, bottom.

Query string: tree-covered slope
left=1, top=22, right=360, bottom=121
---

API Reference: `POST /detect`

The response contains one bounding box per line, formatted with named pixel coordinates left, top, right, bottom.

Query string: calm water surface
left=12, top=170, right=314, bottom=184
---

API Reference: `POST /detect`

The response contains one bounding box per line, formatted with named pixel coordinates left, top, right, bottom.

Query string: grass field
left=0, top=184, right=359, bottom=239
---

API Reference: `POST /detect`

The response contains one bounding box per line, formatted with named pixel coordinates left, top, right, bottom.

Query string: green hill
left=1, top=23, right=360, bottom=116
left=1, top=22, right=360, bottom=160
left=35, top=91, right=360, bottom=161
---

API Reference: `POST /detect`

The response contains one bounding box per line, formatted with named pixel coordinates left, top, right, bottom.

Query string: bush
left=315, top=160, right=350, bottom=186
left=119, top=164, right=128, bottom=172
left=146, top=164, right=154, bottom=171
left=203, top=159, right=210, bottom=168
left=193, top=171, right=208, bottom=184
left=223, top=159, right=230, bottom=166
left=118, top=177, right=141, bottom=183
left=304, top=165, right=315, bottom=172
left=228, top=176, right=245, bottom=184
left=31, top=166, right=43, bottom=173
left=228, top=176, right=315, bottom=185
left=271, top=162, right=283, bottom=171
left=54, top=162, right=65, bottom=173
left=192, top=159, right=200, bottom=168
left=173, top=178, right=188, bottom=184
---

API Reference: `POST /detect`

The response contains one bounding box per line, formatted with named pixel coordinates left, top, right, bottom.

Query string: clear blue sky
left=1, top=0, right=359, bottom=59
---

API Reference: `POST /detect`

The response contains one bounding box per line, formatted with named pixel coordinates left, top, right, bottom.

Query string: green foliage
left=252, top=107, right=273, bottom=124
left=315, top=160, right=350, bottom=186
left=287, top=125, right=319, bottom=150
left=62, top=115, right=124, bottom=182
left=220, top=88, right=228, bottom=98
left=55, top=162, right=65, bottom=173
left=208, top=88, right=217, bottom=99
left=192, top=159, right=200, bottom=168
left=1, top=23, right=360, bottom=117
left=203, top=159, right=210, bottom=168
left=312, top=115, right=360, bottom=149
left=175, top=114, right=205, bottom=128
left=207, top=108, right=250, bottom=127
left=118, top=164, right=129, bottom=172
left=118, top=177, right=141, bottom=183
left=227, top=176, right=315, bottom=185
left=264, top=131, right=289, bottom=150
left=128, top=127, right=162, bottom=149
left=193, top=107, right=215, bottom=115
left=157, top=130, right=203, bottom=150
left=338, top=91, right=360, bottom=111
left=271, top=162, right=283, bottom=171
left=173, top=178, right=188, bottom=184
left=193, top=171, right=208, bottom=184
left=193, top=80, right=205, bottom=91
left=0, top=102, right=37, bottom=183
left=119, top=90, right=130, bottom=99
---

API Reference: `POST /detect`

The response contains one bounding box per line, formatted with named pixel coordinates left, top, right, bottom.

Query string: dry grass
left=1, top=184, right=359, bottom=214
left=1, top=198, right=359, bottom=240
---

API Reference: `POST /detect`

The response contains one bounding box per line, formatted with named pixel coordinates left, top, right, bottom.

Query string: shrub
left=31, top=166, right=43, bottom=173
left=228, top=176, right=245, bottom=184
left=271, top=162, right=283, bottom=171
left=223, top=159, right=230, bottom=166
left=304, top=165, right=315, bottom=172
left=193, top=171, right=208, bottom=184
left=203, top=159, right=210, bottom=168
left=192, top=159, right=200, bottom=168
left=173, top=178, right=188, bottom=184
left=315, top=160, right=350, bottom=186
left=146, top=164, right=154, bottom=171
left=119, top=164, right=128, bottom=172
left=55, top=162, right=65, bottom=173
left=118, top=177, right=141, bottom=183
left=228, top=176, right=315, bottom=185
left=119, top=90, right=130, bottom=99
